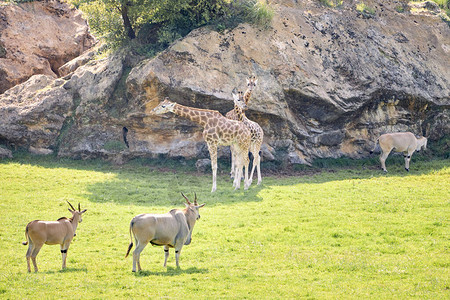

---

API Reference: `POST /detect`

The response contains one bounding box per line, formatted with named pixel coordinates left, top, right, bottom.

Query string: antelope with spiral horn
left=22, top=201, right=87, bottom=272
left=125, top=193, right=205, bottom=271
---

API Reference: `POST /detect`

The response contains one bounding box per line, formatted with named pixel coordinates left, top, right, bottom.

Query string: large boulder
left=0, top=147, right=12, bottom=159
left=56, top=52, right=130, bottom=160
left=0, top=75, right=73, bottom=152
left=0, top=0, right=95, bottom=94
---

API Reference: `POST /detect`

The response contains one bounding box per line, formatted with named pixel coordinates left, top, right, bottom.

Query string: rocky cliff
left=0, top=0, right=449, bottom=165
left=0, top=0, right=95, bottom=93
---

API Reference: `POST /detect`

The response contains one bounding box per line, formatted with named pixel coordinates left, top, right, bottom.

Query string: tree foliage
left=76, top=0, right=191, bottom=47
left=71, top=0, right=273, bottom=53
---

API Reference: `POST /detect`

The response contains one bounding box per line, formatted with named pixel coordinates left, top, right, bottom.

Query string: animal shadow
left=43, top=267, right=88, bottom=274
left=133, top=266, right=208, bottom=277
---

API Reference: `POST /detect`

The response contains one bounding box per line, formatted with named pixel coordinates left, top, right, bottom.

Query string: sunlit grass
left=0, top=155, right=448, bottom=298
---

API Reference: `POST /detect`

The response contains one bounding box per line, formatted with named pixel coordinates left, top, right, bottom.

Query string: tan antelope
left=125, top=193, right=205, bottom=271
left=22, top=201, right=87, bottom=272
left=152, top=98, right=252, bottom=192
left=370, top=132, right=428, bottom=172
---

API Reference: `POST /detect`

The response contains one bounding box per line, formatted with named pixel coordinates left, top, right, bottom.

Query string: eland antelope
left=125, top=193, right=205, bottom=271
left=370, top=132, right=427, bottom=172
left=22, top=201, right=87, bottom=272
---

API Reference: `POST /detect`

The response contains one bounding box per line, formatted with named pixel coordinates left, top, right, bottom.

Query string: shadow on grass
left=2, top=151, right=448, bottom=207
left=43, top=267, right=88, bottom=274
left=84, top=170, right=267, bottom=207
left=133, top=266, right=208, bottom=277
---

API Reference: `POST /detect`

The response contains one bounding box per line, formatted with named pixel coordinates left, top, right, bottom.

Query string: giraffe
left=152, top=98, right=252, bottom=192
left=232, top=91, right=264, bottom=186
left=225, top=75, right=258, bottom=178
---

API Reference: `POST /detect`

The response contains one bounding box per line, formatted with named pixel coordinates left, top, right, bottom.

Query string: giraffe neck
left=234, top=104, right=246, bottom=122
left=172, top=103, right=217, bottom=127
left=243, top=88, right=253, bottom=105
left=234, top=105, right=245, bottom=122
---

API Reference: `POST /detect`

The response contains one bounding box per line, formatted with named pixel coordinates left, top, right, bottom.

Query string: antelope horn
left=78, top=203, right=81, bottom=212
left=66, top=200, right=76, bottom=211
left=181, top=192, right=191, bottom=205
left=194, top=192, right=198, bottom=206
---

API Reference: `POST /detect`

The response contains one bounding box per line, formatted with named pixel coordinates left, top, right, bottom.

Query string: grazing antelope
left=370, top=132, right=428, bottom=172
left=22, top=201, right=87, bottom=272
left=125, top=193, right=205, bottom=271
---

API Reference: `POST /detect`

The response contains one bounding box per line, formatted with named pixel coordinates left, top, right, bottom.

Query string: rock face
left=0, top=146, right=12, bottom=159
left=0, top=0, right=95, bottom=94
left=125, top=0, right=450, bottom=161
left=0, top=0, right=449, bottom=164
left=0, top=75, right=73, bottom=153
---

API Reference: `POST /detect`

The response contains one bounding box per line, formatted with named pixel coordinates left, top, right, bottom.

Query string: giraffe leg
left=249, top=150, right=261, bottom=186
left=256, top=152, right=262, bottom=185
left=233, top=153, right=243, bottom=190
left=230, top=145, right=236, bottom=179
left=243, top=151, right=250, bottom=190
left=208, top=143, right=218, bottom=193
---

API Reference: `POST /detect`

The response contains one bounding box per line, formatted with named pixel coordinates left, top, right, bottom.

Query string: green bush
left=318, top=0, right=343, bottom=8
left=356, top=2, right=375, bottom=16
left=248, top=0, right=274, bottom=29
left=74, top=0, right=273, bottom=55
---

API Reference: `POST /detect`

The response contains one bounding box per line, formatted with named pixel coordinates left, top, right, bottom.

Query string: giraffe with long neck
left=232, top=91, right=264, bottom=185
left=152, top=98, right=252, bottom=192
left=226, top=75, right=258, bottom=178
left=225, top=75, right=257, bottom=120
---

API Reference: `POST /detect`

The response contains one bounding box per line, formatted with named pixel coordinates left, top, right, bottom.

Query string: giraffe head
left=152, top=97, right=176, bottom=115
left=246, top=75, right=258, bottom=92
left=232, top=91, right=247, bottom=111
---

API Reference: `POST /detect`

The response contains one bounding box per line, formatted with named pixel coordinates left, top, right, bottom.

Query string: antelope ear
left=80, top=209, right=87, bottom=214
left=197, top=203, right=205, bottom=208
left=232, top=92, right=239, bottom=101
left=68, top=208, right=74, bottom=213
left=184, top=203, right=190, bottom=208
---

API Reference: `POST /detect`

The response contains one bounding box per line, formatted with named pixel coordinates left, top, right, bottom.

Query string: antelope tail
left=22, top=225, right=29, bottom=245
left=125, top=220, right=134, bottom=258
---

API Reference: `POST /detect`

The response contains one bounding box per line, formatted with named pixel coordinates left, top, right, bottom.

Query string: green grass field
left=0, top=155, right=448, bottom=299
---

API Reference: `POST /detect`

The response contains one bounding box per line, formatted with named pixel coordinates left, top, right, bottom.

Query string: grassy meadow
left=0, top=154, right=449, bottom=299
